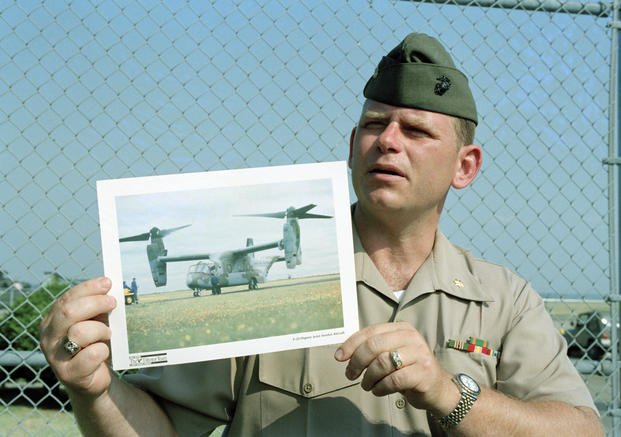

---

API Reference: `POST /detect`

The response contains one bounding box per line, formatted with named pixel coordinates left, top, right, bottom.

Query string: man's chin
left=359, top=191, right=408, bottom=212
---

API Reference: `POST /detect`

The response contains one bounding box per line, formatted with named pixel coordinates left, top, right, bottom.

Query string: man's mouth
left=368, top=165, right=405, bottom=177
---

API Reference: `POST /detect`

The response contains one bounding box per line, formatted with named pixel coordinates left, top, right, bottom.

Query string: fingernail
left=106, top=295, right=116, bottom=307
left=100, top=277, right=111, bottom=288
left=345, top=366, right=355, bottom=380
left=334, top=348, right=344, bottom=361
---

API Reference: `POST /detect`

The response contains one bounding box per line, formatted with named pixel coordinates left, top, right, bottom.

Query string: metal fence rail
left=0, top=0, right=619, bottom=435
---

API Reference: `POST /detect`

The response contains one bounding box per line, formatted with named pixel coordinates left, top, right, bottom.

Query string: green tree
left=0, top=279, right=69, bottom=350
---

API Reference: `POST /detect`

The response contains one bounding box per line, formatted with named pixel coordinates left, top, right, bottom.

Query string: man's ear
left=348, top=127, right=356, bottom=169
left=452, top=144, right=482, bottom=189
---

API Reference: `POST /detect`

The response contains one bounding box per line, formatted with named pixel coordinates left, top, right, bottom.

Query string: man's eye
left=404, top=126, right=428, bottom=137
left=364, top=122, right=385, bottom=129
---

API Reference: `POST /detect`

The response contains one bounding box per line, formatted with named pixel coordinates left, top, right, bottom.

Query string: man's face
left=349, top=99, right=463, bottom=216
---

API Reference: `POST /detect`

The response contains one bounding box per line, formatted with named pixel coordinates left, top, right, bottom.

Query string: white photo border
left=97, top=161, right=357, bottom=370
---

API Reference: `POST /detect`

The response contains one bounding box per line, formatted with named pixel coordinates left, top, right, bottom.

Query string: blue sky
left=0, top=0, right=612, bottom=299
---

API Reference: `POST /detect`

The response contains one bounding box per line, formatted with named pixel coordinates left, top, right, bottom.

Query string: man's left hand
left=334, top=321, right=458, bottom=414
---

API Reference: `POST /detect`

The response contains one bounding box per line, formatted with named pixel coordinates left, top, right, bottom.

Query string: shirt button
left=395, top=398, right=406, bottom=409
left=303, top=383, right=313, bottom=394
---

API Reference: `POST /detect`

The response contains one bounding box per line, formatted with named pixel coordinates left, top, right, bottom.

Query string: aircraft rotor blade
left=287, top=204, right=332, bottom=219
left=236, top=204, right=332, bottom=220
left=236, top=212, right=286, bottom=219
left=119, top=224, right=191, bottom=242
left=296, top=212, right=332, bottom=219
left=119, top=232, right=151, bottom=242
left=160, top=224, right=192, bottom=237
left=291, top=204, right=317, bottom=216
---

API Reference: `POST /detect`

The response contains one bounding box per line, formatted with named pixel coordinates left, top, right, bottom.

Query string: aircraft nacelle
left=282, top=220, right=301, bottom=269
left=147, top=241, right=167, bottom=286
left=149, top=258, right=167, bottom=286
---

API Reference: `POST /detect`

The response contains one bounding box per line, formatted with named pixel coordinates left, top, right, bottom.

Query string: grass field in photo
left=125, top=274, right=343, bottom=353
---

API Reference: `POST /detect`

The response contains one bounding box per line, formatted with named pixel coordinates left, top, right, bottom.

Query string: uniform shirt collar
left=352, top=220, right=493, bottom=304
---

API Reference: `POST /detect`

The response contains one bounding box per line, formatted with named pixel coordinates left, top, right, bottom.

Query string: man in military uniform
left=40, top=33, right=602, bottom=435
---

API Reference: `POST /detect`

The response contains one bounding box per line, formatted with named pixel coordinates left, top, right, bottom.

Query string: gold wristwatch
left=437, top=373, right=481, bottom=430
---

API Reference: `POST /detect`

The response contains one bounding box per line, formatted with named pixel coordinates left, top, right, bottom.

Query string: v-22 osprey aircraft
left=119, top=204, right=332, bottom=297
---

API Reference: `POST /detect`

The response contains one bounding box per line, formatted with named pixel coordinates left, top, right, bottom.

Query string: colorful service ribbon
left=446, top=336, right=501, bottom=358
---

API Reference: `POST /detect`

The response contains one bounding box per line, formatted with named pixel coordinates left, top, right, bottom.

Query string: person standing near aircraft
left=130, top=277, right=138, bottom=303
left=209, top=272, right=220, bottom=295
left=39, top=32, right=602, bottom=435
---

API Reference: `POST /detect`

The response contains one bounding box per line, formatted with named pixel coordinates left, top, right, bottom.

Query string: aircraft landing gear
left=193, top=289, right=200, bottom=297
left=248, top=277, right=258, bottom=290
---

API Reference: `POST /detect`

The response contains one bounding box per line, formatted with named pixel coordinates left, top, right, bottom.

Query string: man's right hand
left=39, top=277, right=117, bottom=400
left=40, top=277, right=177, bottom=436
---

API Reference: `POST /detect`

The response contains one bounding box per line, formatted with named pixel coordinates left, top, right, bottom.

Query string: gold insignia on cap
left=453, top=278, right=464, bottom=288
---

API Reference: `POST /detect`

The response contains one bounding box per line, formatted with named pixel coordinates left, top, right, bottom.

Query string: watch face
left=458, top=373, right=481, bottom=394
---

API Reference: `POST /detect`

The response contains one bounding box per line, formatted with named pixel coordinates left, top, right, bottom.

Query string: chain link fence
left=1, top=0, right=619, bottom=435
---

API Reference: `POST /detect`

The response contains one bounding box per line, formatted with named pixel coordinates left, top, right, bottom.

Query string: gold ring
left=390, top=351, right=403, bottom=370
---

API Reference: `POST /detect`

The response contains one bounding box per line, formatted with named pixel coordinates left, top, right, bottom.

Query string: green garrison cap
left=363, top=33, right=478, bottom=125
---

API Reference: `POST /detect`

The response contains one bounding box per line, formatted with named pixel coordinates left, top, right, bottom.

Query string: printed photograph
left=98, top=162, right=357, bottom=369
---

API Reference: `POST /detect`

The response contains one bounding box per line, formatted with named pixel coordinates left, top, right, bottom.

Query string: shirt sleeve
left=495, top=281, right=598, bottom=412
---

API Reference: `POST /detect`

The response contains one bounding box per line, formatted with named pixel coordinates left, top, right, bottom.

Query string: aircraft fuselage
left=186, top=260, right=263, bottom=293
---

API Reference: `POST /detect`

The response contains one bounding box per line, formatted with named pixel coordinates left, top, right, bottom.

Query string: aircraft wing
left=159, top=253, right=213, bottom=263
left=223, top=241, right=281, bottom=257
left=217, top=240, right=281, bottom=266
left=158, top=241, right=281, bottom=264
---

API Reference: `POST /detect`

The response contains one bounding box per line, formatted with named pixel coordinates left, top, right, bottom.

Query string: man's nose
left=376, top=122, right=402, bottom=153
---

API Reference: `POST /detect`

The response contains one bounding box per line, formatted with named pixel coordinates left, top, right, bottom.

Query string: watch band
left=437, top=373, right=480, bottom=430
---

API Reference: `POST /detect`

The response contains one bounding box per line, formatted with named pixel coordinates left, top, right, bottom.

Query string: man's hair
left=454, top=116, right=476, bottom=147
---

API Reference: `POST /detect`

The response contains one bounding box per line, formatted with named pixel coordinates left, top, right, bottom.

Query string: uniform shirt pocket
left=259, top=345, right=359, bottom=398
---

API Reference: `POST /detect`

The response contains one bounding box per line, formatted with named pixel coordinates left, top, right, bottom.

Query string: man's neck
left=354, top=204, right=438, bottom=291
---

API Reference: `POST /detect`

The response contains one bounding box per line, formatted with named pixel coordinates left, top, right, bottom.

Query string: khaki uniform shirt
left=127, top=227, right=596, bottom=436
